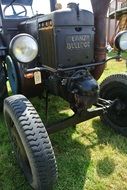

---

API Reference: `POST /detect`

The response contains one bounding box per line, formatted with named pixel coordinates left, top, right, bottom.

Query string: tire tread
left=4, top=95, right=58, bottom=190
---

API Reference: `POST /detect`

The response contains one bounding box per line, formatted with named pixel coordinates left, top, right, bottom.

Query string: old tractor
left=0, top=0, right=127, bottom=189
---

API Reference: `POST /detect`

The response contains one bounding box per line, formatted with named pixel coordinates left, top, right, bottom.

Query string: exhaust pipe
left=50, top=0, right=57, bottom=11
left=91, top=0, right=111, bottom=79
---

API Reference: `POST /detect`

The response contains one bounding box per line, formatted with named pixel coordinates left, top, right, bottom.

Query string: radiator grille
left=39, top=23, right=56, bottom=68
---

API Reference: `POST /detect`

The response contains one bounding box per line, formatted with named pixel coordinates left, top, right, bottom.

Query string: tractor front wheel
left=100, top=74, right=127, bottom=136
left=4, top=95, right=58, bottom=190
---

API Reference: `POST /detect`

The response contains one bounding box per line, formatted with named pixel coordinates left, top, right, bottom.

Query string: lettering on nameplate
left=66, top=35, right=90, bottom=50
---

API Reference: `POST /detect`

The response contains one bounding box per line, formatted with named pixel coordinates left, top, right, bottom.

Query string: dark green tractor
left=0, top=0, right=127, bottom=189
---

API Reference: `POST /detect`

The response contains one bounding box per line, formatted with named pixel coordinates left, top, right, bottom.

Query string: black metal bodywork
left=18, top=3, right=99, bottom=112
left=0, top=0, right=114, bottom=133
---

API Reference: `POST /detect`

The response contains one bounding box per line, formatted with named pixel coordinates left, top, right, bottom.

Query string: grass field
left=0, top=55, right=127, bottom=190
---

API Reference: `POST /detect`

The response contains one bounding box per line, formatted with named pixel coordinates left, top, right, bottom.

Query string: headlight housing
left=9, top=33, right=38, bottom=63
left=114, top=31, right=127, bottom=51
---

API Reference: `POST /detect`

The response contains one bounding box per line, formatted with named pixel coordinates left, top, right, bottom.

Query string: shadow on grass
left=1, top=95, right=127, bottom=190
left=0, top=96, right=91, bottom=190
left=0, top=113, right=31, bottom=190
left=92, top=118, right=127, bottom=178
left=51, top=128, right=91, bottom=190
left=40, top=96, right=91, bottom=190
left=33, top=96, right=92, bottom=190
left=92, top=118, right=127, bottom=155
left=96, top=156, right=115, bottom=177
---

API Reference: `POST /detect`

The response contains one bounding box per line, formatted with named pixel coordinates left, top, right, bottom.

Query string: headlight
left=114, top=31, right=127, bottom=51
left=9, top=33, right=38, bottom=63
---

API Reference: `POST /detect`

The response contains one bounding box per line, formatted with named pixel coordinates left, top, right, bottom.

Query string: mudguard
left=6, top=55, right=43, bottom=97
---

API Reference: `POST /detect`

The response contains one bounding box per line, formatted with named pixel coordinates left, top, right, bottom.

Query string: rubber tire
left=0, top=63, right=8, bottom=111
left=4, top=95, right=58, bottom=190
left=100, top=73, right=127, bottom=136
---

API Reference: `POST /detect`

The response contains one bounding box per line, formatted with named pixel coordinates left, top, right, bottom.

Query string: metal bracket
left=46, top=98, right=112, bottom=134
left=46, top=107, right=104, bottom=134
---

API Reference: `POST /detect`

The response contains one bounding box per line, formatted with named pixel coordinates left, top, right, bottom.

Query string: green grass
left=0, top=56, right=127, bottom=190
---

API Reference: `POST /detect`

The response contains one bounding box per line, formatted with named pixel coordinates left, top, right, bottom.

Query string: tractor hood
left=1, top=0, right=33, bottom=5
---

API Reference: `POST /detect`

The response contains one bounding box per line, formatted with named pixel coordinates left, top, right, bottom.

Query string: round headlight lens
left=10, top=34, right=38, bottom=63
left=119, top=32, right=127, bottom=50
left=114, top=31, right=127, bottom=51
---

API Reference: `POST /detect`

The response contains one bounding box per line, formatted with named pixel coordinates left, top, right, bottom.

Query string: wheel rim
left=103, top=86, right=127, bottom=127
left=10, top=121, right=33, bottom=183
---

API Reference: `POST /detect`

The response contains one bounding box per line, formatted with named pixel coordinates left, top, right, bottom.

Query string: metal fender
left=6, top=56, right=43, bottom=97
